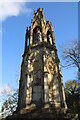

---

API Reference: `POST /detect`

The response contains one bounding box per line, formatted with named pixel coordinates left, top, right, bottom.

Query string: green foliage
left=0, top=89, right=18, bottom=119
left=60, top=39, right=80, bottom=116
left=65, top=80, right=79, bottom=114
left=1, top=106, right=4, bottom=113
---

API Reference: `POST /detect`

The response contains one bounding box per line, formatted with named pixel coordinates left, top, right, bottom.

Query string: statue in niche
left=34, top=27, right=42, bottom=43
left=47, top=34, right=51, bottom=44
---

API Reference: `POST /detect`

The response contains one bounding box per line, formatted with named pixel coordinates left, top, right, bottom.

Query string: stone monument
left=17, top=8, right=67, bottom=113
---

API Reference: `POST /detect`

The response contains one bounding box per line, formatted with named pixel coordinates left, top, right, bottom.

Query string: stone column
left=44, top=73, right=49, bottom=103
left=52, top=33, right=56, bottom=45
left=41, top=19, right=47, bottom=42
left=30, top=21, right=33, bottom=45
left=58, top=63, right=67, bottom=109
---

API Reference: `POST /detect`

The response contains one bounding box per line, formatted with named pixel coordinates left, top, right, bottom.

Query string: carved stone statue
left=34, top=28, right=42, bottom=43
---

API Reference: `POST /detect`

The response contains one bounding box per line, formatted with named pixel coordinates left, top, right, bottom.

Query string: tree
left=65, top=80, right=79, bottom=114
left=60, top=40, right=79, bottom=71
left=0, top=89, right=18, bottom=119
left=60, top=40, right=80, bottom=117
left=60, top=39, right=80, bottom=93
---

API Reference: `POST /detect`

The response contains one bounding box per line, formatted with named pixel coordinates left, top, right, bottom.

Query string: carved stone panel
left=33, top=85, right=42, bottom=102
left=46, top=56, right=55, bottom=75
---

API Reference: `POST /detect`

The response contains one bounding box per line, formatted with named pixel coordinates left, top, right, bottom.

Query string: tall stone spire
left=17, top=8, right=67, bottom=112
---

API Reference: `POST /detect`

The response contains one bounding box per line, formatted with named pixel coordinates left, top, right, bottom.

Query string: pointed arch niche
left=47, top=30, right=53, bottom=45
left=33, top=26, right=42, bottom=44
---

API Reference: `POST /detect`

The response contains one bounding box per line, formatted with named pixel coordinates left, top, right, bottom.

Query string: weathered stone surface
left=18, top=7, right=67, bottom=111
left=7, top=8, right=68, bottom=119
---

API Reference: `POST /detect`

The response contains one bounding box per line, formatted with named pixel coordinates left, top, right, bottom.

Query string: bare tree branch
left=60, top=40, right=79, bottom=71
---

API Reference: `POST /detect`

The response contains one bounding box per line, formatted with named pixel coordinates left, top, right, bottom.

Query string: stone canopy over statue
left=33, top=27, right=42, bottom=43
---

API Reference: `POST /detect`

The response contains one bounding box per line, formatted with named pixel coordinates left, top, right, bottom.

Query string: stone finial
left=27, top=27, right=28, bottom=31
left=34, top=10, right=36, bottom=21
left=25, top=27, right=28, bottom=37
left=46, top=21, right=49, bottom=27
left=33, top=8, right=46, bottom=23
left=46, top=21, right=49, bottom=24
left=50, top=22, right=53, bottom=32
left=42, top=8, right=44, bottom=14
left=26, top=27, right=28, bottom=32
left=34, top=10, right=35, bottom=14
left=50, top=22, right=52, bottom=26
left=42, top=8, right=45, bottom=23
left=31, top=19, right=33, bottom=27
left=37, top=8, right=42, bottom=12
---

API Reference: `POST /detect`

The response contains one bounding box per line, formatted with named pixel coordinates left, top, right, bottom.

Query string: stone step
left=6, top=107, right=78, bottom=120
left=6, top=112, right=76, bottom=120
